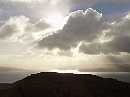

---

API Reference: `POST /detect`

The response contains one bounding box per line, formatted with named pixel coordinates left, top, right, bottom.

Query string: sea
left=0, top=71, right=130, bottom=83
left=94, top=72, right=130, bottom=83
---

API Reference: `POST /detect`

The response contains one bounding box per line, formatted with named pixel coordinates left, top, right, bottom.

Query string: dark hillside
left=1, top=72, right=130, bottom=97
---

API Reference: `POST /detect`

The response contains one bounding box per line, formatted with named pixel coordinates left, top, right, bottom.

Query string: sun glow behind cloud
left=44, top=12, right=66, bottom=29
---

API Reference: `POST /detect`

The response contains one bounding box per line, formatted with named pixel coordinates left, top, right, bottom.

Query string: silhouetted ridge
left=1, top=72, right=130, bottom=97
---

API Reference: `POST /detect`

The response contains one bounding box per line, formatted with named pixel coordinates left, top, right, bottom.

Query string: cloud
left=38, top=8, right=130, bottom=55
left=0, top=15, right=51, bottom=57
left=79, top=36, right=130, bottom=54
left=0, top=16, right=50, bottom=42
left=0, top=0, right=130, bottom=23
left=0, top=0, right=69, bottom=22
left=79, top=13, right=130, bottom=54
left=38, top=8, right=105, bottom=50
left=0, top=0, right=130, bottom=72
left=103, top=36, right=130, bottom=53
left=103, top=16, right=130, bottom=53
left=0, top=16, right=29, bottom=39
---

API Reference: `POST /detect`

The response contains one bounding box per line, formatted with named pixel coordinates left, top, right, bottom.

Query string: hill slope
left=1, top=72, right=130, bottom=97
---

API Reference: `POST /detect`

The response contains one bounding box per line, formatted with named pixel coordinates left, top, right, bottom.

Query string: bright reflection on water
left=0, top=69, right=130, bottom=83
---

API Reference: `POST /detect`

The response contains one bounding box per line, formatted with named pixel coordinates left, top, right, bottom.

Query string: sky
left=0, top=0, right=130, bottom=72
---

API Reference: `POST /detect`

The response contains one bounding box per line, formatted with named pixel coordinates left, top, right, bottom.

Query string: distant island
left=0, top=72, right=130, bottom=97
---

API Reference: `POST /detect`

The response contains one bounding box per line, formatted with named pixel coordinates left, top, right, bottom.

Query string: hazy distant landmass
left=0, top=72, right=130, bottom=97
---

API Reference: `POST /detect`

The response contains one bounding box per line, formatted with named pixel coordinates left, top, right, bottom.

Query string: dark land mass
left=0, top=72, right=130, bottom=97
left=0, top=83, right=12, bottom=96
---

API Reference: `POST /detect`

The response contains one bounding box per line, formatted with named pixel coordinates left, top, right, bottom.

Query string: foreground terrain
left=0, top=72, right=130, bottom=97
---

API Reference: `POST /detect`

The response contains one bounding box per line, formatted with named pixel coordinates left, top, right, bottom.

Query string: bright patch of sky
left=93, top=2, right=130, bottom=16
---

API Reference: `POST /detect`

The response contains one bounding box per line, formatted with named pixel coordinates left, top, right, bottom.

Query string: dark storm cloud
left=79, top=13, right=130, bottom=54
left=38, top=8, right=130, bottom=55
left=104, top=36, right=130, bottom=53
left=38, top=8, right=105, bottom=50
left=79, top=35, right=130, bottom=54
left=79, top=42, right=101, bottom=54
